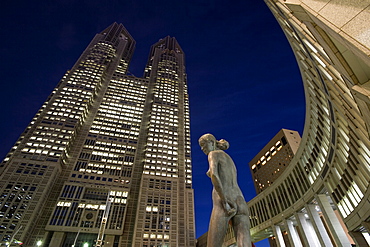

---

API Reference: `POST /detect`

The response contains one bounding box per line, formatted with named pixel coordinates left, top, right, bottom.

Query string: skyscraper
left=249, top=129, right=301, bottom=193
left=0, top=23, right=195, bottom=247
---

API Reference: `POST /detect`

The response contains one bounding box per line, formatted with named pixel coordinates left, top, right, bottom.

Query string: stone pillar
left=48, top=231, right=65, bottom=247
left=285, top=219, right=303, bottom=247
left=362, top=221, right=370, bottom=232
left=272, top=225, right=286, bottom=247
left=316, top=194, right=351, bottom=246
left=295, top=212, right=320, bottom=246
left=306, top=204, right=333, bottom=246
left=348, top=231, right=369, bottom=247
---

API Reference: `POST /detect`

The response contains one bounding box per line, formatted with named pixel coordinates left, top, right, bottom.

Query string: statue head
left=198, top=133, right=229, bottom=155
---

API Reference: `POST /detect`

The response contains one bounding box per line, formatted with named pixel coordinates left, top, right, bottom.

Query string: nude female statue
left=199, top=133, right=251, bottom=247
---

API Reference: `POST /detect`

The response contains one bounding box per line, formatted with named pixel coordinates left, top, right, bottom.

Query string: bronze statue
left=199, top=133, right=251, bottom=247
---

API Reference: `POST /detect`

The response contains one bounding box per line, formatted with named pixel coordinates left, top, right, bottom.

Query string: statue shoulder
left=208, top=150, right=225, bottom=159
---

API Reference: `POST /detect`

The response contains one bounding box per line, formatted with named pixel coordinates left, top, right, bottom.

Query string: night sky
left=0, top=1, right=305, bottom=246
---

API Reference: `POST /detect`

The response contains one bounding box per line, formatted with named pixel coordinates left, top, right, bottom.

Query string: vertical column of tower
left=120, top=37, right=194, bottom=246
left=119, top=47, right=158, bottom=246
left=0, top=33, right=112, bottom=246
left=34, top=23, right=136, bottom=246
left=172, top=39, right=186, bottom=247
left=182, top=56, right=195, bottom=247
left=175, top=44, right=195, bottom=247
left=43, top=23, right=138, bottom=246
left=0, top=23, right=136, bottom=246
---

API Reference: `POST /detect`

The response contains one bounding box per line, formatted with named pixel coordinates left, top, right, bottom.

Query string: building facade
left=249, top=129, right=301, bottom=193
left=245, top=0, right=370, bottom=246
left=0, top=23, right=195, bottom=247
left=201, top=0, right=370, bottom=246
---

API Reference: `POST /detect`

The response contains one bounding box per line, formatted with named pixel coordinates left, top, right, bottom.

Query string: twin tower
left=0, top=23, right=195, bottom=247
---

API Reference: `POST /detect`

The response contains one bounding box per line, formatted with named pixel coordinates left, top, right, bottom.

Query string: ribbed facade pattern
left=242, top=1, right=370, bottom=246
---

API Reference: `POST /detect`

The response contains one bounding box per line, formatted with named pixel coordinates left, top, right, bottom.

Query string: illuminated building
left=249, top=129, right=301, bottom=193
left=0, top=23, right=195, bottom=247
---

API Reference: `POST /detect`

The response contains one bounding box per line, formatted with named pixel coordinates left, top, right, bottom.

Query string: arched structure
left=246, top=1, right=370, bottom=246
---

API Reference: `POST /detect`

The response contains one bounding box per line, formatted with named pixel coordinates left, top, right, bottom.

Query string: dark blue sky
left=0, top=1, right=305, bottom=245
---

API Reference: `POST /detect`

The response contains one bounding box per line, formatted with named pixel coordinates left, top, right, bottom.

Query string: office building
left=249, top=129, right=301, bottom=193
left=0, top=23, right=195, bottom=247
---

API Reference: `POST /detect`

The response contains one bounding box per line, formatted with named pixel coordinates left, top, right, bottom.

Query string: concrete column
left=48, top=231, right=65, bottom=247
left=348, top=231, right=369, bottom=247
left=295, top=212, right=320, bottom=247
left=306, top=204, right=333, bottom=247
left=316, top=194, right=351, bottom=246
left=285, top=219, right=303, bottom=247
left=272, top=225, right=286, bottom=247
left=362, top=221, right=370, bottom=232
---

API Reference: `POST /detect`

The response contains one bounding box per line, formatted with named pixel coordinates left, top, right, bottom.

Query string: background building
left=249, top=129, right=301, bottom=193
left=0, top=23, right=195, bottom=247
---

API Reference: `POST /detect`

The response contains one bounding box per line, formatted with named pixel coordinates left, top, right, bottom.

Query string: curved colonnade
left=245, top=1, right=370, bottom=246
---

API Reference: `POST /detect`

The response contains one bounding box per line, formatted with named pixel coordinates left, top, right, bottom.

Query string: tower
left=0, top=23, right=195, bottom=247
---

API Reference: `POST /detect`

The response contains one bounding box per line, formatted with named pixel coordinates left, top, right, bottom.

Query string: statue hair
left=198, top=133, right=229, bottom=150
